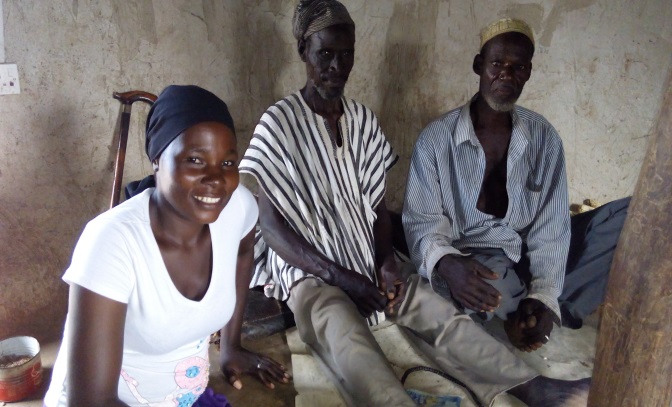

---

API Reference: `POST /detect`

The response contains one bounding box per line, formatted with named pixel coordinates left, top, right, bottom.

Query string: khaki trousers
left=287, top=273, right=538, bottom=407
left=393, top=273, right=538, bottom=405
left=288, top=277, right=417, bottom=407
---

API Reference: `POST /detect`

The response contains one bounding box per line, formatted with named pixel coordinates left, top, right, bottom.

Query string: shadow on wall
left=378, top=1, right=440, bottom=210
left=0, top=99, right=112, bottom=343
left=203, top=0, right=290, bottom=145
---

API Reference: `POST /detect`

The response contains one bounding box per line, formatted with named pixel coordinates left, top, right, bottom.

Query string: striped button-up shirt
left=402, top=98, right=570, bottom=321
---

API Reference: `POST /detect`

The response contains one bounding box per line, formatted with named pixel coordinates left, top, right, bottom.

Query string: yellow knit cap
left=480, top=18, right=534, bottom=49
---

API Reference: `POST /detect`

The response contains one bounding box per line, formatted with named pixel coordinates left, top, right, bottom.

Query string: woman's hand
left=220, top=346, right=290, bottom=390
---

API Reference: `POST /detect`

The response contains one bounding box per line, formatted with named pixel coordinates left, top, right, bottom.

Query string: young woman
left=44, top=85, right=289, bottom=407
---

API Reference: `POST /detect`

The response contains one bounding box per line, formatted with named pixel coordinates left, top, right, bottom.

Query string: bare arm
left=373, top=198, right=406, bottom=314
left=257, top=189, right=386, bottom=317
left=67, top=284, right=129, bottom=407
left=219, top=228, right=289, bottom=389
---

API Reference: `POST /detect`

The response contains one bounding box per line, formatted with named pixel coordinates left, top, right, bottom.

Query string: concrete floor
left=7, top=314, right=598, bottom=407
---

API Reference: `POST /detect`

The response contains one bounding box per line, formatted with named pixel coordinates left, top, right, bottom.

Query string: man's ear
left=152, top=159, right=159, bottom=172
left=473, top=54, right=483, bottom=75
left=298, top=39, right=307, bottom=62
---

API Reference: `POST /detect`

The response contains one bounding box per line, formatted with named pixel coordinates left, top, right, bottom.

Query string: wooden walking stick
left=110, top=91, right=157, bottom=209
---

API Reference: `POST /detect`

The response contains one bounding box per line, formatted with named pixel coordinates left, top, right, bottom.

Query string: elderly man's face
left=474, top=32, right=533, bottom=112
left=301, top=24, right=355, bottom=101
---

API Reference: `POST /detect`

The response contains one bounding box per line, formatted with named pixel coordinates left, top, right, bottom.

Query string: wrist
left=324, top=263, right=343, bottom=286
left=219, top=343, right=241, bottom=366
left=437, top=253, right=462, bottom=271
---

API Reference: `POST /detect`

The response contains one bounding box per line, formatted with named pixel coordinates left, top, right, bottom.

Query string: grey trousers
left=287, top=274, right=538, bottom=407
left=431, top=248, right=527, bottom=322
left=432, top=197, right=631, bottom=328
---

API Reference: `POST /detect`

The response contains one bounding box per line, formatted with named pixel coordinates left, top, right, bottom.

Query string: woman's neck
left=149, top=190, right=207, bottom=248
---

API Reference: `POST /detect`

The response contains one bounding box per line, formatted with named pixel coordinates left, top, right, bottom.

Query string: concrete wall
left=1, top=0, right=670, bottom=342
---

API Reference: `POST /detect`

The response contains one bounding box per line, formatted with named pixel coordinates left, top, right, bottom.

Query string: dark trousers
left=559, top=196, right=631, bottom=327
left=516, top=197, right=631, bottom=327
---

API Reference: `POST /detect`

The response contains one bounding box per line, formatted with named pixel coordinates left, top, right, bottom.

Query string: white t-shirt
left=44, top=186, right=258, bottom=407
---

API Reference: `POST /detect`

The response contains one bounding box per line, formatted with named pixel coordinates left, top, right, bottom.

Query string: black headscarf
left=125, top=85, right=235, bottom=198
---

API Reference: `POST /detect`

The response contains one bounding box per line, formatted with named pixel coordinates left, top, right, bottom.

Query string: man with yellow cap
left=404, top=15, right=628, bottom=401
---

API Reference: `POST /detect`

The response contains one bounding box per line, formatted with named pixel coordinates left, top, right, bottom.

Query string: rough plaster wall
left=0, top=0, right=670, bottom=342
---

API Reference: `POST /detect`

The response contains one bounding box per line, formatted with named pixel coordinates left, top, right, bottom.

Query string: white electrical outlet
left=0, top=64, right=20, bottom=95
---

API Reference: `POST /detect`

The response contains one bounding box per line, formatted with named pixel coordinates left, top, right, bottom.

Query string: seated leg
left=392, top=274, right=538, bottom=406
left=287, top=277, right=415, bottom=407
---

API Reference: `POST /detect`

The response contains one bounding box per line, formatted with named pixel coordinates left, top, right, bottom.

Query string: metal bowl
left=0, top=336, right=43, bottom=402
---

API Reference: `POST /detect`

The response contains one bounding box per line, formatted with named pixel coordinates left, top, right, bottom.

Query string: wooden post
left=589, top=73, right=672, bottom=406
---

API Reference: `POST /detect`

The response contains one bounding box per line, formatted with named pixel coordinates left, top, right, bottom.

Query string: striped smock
left=402, top=97, right=570, bottom=321
left=240, top=92, right=398, bottom=325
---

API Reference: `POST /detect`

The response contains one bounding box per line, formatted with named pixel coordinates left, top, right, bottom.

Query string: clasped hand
left=336, top=264, right=406, bottom=317
left=504, top=298, right=554, bottom=352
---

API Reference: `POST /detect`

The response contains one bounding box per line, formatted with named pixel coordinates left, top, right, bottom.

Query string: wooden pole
left=589, top=73, right=672, bottom=406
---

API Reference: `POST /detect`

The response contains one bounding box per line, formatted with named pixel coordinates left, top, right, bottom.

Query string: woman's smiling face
left=153, top=121, right=239, bottom=225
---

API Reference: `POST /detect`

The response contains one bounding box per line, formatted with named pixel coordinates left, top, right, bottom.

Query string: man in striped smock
left=241, top=2, right=592, bottom=407
left=240, top=2, right=409, bottom=404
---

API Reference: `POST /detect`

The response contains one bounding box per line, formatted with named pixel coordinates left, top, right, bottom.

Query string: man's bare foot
left=508, top=376, right=590, bottom=406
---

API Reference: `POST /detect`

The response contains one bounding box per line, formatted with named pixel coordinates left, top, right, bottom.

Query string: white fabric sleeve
left=236, top=185, right=259, bottom=238
left=63, top=219, right=135, bottom=304
left=364, top=109, right=399, bottom=211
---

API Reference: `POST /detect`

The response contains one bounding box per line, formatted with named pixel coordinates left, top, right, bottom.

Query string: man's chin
left=316, top=86, right=345, bottom=101
left=484, top=93, right=517, bottom=112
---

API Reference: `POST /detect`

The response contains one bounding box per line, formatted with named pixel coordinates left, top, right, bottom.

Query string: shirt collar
left=455, top=95, right=479, bottom=146
left=455, top=94, right=532, bottom=148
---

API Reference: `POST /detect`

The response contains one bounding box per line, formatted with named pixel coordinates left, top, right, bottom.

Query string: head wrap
left=125, top=85, right=235, bottom=198
left=292, top=0, right=355, bottom=41
left=145, top=85, right=234, bottom=162
left=480, top=18, right=535, bottom=50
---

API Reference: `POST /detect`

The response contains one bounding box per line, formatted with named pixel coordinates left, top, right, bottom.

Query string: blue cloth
left=406, top=389, right=461, bottom=407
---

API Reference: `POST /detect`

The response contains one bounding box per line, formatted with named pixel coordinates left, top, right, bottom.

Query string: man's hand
left=504, top=298, right=554, bottom=352
left=377, top=262, right=407, bottom=315
left=436, top=255, right=501, bottom=312
left=220, top=346, right=290, bottom=390
left=334, top=268, right=387, bottom=317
